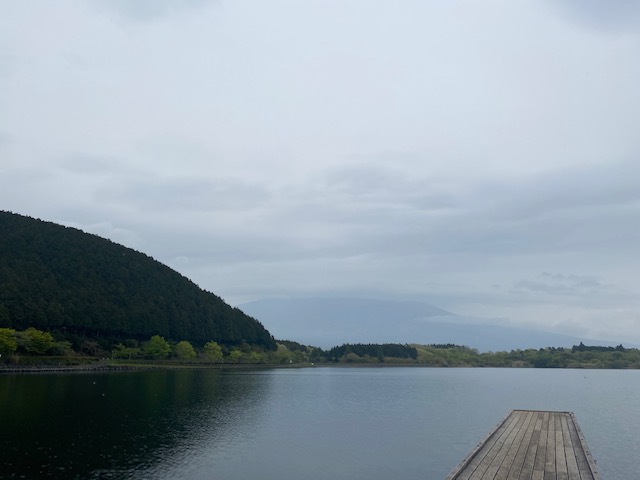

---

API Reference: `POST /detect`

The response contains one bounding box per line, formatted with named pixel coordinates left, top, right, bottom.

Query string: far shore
left=0, top=360, right=317, bottom=374
left=2, top=360, right=635, bottom=375
left=0, top=360, right=485, bottom=375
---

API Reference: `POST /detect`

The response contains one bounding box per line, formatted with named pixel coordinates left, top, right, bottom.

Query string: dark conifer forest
left=0, top=211, right=276, bottom=350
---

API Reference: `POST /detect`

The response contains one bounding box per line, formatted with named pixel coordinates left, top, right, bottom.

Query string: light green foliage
left=203, top=341, right=223, bottom=361
left=248, top=351, right=263, bottom=364
left=410, top=343, right=640, bottom=369
left=343, top=352, right=363, bottom=363
left=21, top=327, right=54, bottom=354
left=229, top=349, right=244, bottom=362
left=174, top=340, right=196, bottom=360
left=0, top=328, right=17, bottom=355
left=144, top=335, right=171, bottom=359
left=272, top=344, right=295, bottom=364
left=112, top=343, right=141, bottom=360
left=269, top=343, right=309, bottom=364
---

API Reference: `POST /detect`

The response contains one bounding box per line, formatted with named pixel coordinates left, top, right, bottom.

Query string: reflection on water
left=2, top=367, right=640, bottom=479
left=0, top=369, right=270, bottom=479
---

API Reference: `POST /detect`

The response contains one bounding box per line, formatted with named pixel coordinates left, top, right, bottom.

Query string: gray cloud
left=549, top=0, right=640, bottom=33
left=95, top=0, right=215, bottom=22
left=58, top=154, right=125, bottom=176
left=98, top=176, right=270, bottom=213
left=0, top=130, right=11, bottom=147
left=494, top=160, right=640, bottom=220
left=513, top=273, right=611, bottom=298
left=263, top=159, right=640, bottom=264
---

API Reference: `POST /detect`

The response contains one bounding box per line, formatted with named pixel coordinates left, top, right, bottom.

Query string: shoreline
left=0, top=364, right=143, bottom=374
left=0, top=361, right=316, bottom=375
left=2, top=360, right=634, bottom=375
left=0, top=361, right=439, bottom=375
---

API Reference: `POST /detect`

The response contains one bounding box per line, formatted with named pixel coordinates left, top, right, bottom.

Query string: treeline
left=0, top=327, right=69, bottom=356
left=0, top=327, right=290, bottom=365
left=4, top=325, right=639, bottom=369
left=324, top=343, right=417, bottom=361
left=571, top=342, right=625, bottom=353
left=412, top=344, right=640, bottom=369
left=276, top=342, right=640, bottom=369
left=0, top=211, right=275, bottom=350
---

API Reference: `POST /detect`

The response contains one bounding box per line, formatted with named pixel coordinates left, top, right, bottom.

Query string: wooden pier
left=446, top=410, right=600, bottom=480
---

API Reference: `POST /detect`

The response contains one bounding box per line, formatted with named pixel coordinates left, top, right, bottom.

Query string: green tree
left=343, top=352, right=362, bottom=363
left=112, top=343, right=127, bottom=359
left=272, top=344, right=295, bottom=364
left=248, top=351, right=263, bottom=364
left=20, top=327, right=54, bottom=355
left=144, top=335, right=171, bottom=359
left=0, top=328, right=17, bottom=355
left=112, top=343, right=141, bottom=360
left=174, top=340, right=196, bottom=361
left=229, top=349, right=244, bottom=363
left=203, top=340, right=223, bottom=361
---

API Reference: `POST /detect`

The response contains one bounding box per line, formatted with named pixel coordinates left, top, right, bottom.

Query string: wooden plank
left=560, top=414, right=580, bottom=479
left=494, top=410, right=536, bottom=479
left=517, top=411, right=543, bottom=480
left=544, top=411, right=556, bottom=480
left=566, top=416, right=591, bottom=478
left=447, top=410, right=600, bottom=480
left=530, top=411, right=549, bottom=480
left=447, top=411, right=521, bottom=480
left=567, top=413, right=600, bottom=480
left=555, top=412, right=569, bottom=480
left=461, top=412, right=523, bottom=480
left=470, top=411, right=530, bottom=480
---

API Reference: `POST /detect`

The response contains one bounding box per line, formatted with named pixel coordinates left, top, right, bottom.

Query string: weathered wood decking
left=446, top=410, right=600, bottom=480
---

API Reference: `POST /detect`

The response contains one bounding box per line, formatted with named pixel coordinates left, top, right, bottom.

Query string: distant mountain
left=0, top=211, right=276, bottom=349
left=239, top=297, right=452, bottom=348
left=238, top=297, right=622, bottom=352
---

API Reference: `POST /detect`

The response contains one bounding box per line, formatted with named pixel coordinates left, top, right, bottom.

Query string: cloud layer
left=1, top=1, right=639, bottom=343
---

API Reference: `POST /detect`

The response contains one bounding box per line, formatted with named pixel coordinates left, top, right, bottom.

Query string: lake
left=1, top=367, right=638, bottom=479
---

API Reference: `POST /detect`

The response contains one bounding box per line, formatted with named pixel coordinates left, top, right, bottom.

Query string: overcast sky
left=1, top=1, right=639, bottom=343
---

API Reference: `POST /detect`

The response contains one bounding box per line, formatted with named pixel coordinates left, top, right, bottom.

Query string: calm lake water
left=1, top=367, right=639, bottom=479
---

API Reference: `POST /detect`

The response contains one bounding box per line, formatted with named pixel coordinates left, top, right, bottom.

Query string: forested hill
left=0, top=211, right=276, bottom=349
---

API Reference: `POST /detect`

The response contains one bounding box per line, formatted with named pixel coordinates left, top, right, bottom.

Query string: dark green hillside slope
left=0, top=211, right=275, bottom=349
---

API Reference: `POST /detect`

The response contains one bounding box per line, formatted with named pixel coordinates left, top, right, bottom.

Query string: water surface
left=1, top=367, right=638, bottom=479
